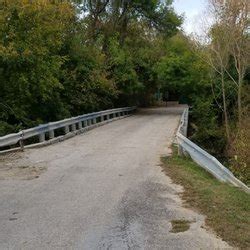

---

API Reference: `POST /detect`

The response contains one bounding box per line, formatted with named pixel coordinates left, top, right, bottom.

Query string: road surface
left=0, top=107, right=230, bottom=249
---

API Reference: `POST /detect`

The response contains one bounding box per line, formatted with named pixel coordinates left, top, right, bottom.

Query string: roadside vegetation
left=0, top=1, right=249, bottom=182
left=161, top=147, right=250, bottom=249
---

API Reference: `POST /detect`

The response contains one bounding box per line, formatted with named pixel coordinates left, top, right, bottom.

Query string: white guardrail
left=0, top=106, right=136, bottom=152
left=177, top=108, right=250, bottom=193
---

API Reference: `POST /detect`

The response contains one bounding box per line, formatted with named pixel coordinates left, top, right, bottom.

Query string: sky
left=172, top=0, right=209, bottom=36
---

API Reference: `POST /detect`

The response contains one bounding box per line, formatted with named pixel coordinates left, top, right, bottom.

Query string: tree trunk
left=221, top=70, right=230, bottom=141
left=238, top=75, right=243, bottom=126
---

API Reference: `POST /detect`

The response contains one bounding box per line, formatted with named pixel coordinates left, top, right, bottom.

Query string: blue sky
left=172, top=0, right=207, bottom=35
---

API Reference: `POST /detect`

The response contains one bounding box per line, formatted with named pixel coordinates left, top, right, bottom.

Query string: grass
left=161, top=147, right=250, bottom=249
left=170, top=220, right=191, bottom=233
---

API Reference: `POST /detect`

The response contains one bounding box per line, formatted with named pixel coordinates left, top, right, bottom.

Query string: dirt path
left=0, top=107, right=230, bottom=249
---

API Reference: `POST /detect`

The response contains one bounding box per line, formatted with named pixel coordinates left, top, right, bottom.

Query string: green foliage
left=189, top=97, right=227, bottom=157
left=155, top=34, right=209, bottom=102
left=0, top=0, right=74, bottom=132
left=62, top=33, right=117, bottom=114
left=106, top=36, right=140, bottom=105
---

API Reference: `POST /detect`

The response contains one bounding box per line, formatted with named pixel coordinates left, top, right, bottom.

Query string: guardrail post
left=84, top=120, right=87, bottom=127
left=39, top=133, right=45, bottom=142
left=19, top=131, right=24, bottom=151
left=88, top=120, right=91, bottom=126
left=178, top=145, right=183, bottom=156
left=72, top=124, right=76, bottom=132
left=107, top=114, right=110, bottom=120
left=64, top=125, right=69, bottom=134
left=100, top=116, right=104, bottom=122
left=49, top=130, right=54, bottom=139
left=78, top=121, right=82, bottom=129
left=93, top=118, right=96, bottom=124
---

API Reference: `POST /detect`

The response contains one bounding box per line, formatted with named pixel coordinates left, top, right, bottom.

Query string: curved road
left=0, top=107, right=230, bottom=249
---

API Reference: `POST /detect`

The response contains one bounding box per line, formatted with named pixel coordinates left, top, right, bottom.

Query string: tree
left=0, top=0, right=74, bottom=133
left=205, top=24, right=231, bottom=141
left=80, top=0, right=182, bottom=43
left=189, top=0, right=250, bottom=181
left=209, top=0, right=249, bottom=126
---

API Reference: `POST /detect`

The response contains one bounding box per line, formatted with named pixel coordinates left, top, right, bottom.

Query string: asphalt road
left=0, top=107, right=230, bottom=249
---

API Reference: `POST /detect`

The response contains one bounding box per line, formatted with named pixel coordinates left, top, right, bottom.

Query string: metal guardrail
left=0, top=106, right=136, bottom=151
left=177, top=108, right=250, bottom=193
left=177, top=107, right=189, bottom=137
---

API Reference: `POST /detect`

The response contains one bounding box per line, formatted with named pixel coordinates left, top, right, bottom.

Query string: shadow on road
left=136, top=105, right=187, bottom=116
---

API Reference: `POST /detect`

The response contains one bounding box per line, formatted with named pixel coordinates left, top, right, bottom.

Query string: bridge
left=0, top=107, right=231, bottom=249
